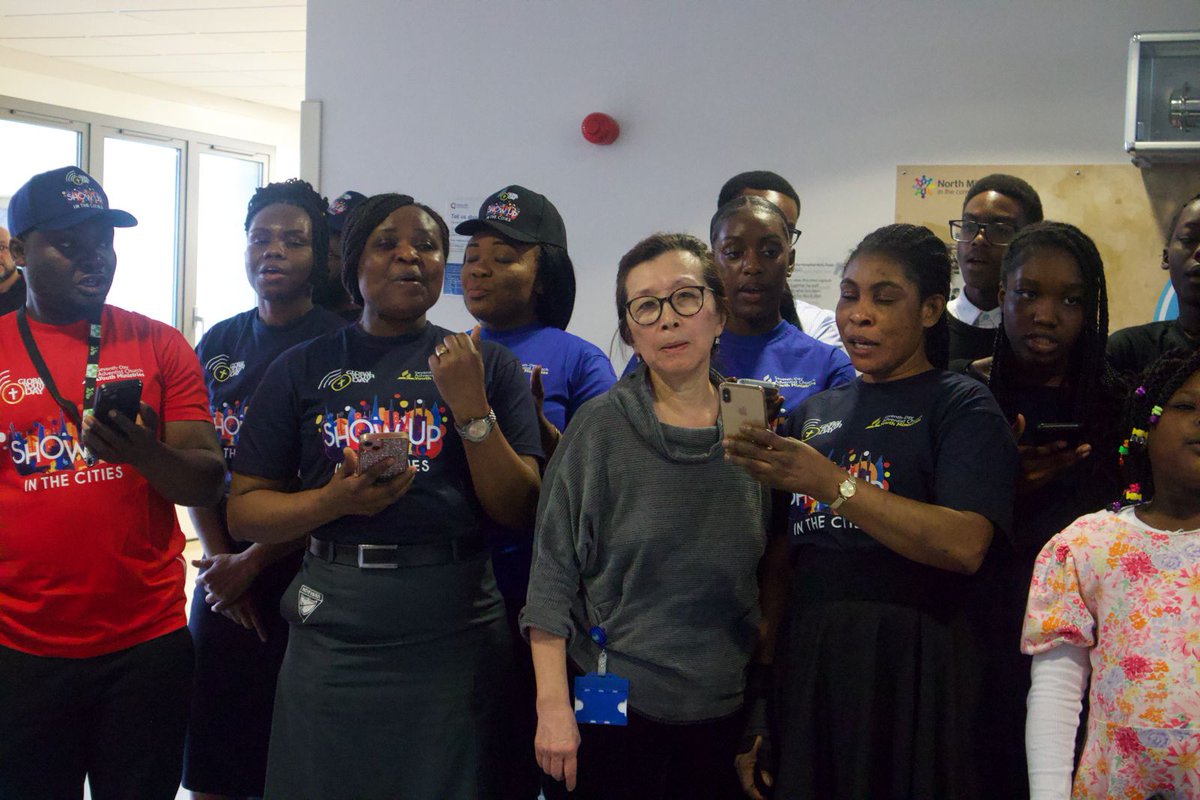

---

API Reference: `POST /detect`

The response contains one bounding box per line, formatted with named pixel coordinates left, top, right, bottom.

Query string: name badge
left=574, top=672, right=629, bottom=726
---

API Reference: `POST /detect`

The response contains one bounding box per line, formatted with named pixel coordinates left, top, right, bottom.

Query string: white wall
left=307, top=0, right=1200, bottom=357
left=0, top=45, right=300, bottom=177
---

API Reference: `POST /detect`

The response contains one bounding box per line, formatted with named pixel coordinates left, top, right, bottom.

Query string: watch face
left=466, top=419, right=488, bottom=438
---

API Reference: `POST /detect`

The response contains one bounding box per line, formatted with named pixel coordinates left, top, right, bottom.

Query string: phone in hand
left=357, top=431, right=411, bottom=479
left=92, top=379, right=143, bottom=424
left=1029, top=422, right=1086, bottom=447
left=720, top=381, right=770, bottom=432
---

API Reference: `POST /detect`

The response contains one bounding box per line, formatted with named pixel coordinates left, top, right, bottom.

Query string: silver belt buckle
left=357, top=544, right=399, bottom=569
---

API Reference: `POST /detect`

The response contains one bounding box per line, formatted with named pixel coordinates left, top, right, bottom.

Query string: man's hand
left=81, top=402, right=163, bottom=467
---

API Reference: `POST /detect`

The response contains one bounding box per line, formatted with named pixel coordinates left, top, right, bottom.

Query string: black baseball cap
left=327, top=190, right=367, bottom=235
left=454, top=185, right=567, bottom=249
left=8, top=166, right=137, bottom=239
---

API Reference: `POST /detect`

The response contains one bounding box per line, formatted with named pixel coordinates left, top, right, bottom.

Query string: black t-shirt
left=779, top=369, right=1016, bottom=554
left=0, top=274, right=25, bottom=317
left=234, top=322, right=542, bottom=546
left=1107, top=320, right=1199, bottom=379
left=197, top=306, right=347, bottom=475
left=947, top=313, right=998, bottom=364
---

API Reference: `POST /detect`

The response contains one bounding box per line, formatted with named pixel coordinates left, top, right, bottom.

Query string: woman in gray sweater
left=521, top=233, right=771, bottom=799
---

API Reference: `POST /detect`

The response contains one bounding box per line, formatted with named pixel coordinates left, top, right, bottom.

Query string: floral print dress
left=1023, top=506, right=1200, bottom=799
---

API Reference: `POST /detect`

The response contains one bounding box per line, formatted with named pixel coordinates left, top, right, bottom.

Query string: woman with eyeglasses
left=522, top=233, right=770, bottom=799
left=947, top=174, right=1044, bottom=366
left=709, top=196, right=854, bottom=415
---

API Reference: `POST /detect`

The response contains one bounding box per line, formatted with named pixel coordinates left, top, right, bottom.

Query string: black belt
left=307, top=535, right=486, bottom=569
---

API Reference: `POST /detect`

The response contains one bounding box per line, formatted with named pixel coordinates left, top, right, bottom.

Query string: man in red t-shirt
left=0, top=166, right=224, bottom=799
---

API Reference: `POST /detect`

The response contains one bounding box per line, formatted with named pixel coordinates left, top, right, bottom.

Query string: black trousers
left=542, top=706, right=744, bottom=800
left=0, top=627, right=193, bottom=800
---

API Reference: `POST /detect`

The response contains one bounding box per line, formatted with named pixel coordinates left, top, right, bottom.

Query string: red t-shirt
left=0, top=306, right=211, bottom=658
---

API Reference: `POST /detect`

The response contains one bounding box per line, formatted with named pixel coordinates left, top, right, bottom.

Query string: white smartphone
left=356, top=431, right=410, bottom=479
left=719, top=381, right=769, bottom=432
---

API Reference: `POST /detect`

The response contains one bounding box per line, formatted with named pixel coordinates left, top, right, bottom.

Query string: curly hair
left=244, top=179, right=329, bottom=292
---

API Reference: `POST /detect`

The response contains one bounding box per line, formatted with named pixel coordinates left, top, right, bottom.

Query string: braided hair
left=339, top=194, right=449, bottom=306
left=845, top=223, right=952, bottom=369
left=1116, top=348, right=1200, bottom=507
left=988, top=222, right=1116, bottom=443
left=244, top=179, right=330, bottom=293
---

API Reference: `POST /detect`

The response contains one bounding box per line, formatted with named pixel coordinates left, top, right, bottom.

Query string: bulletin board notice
left=895, top=164, right=1200, bottom=332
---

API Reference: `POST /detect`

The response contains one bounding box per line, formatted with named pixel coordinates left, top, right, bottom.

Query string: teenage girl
left=1023, top=348, right=1200, bottom=799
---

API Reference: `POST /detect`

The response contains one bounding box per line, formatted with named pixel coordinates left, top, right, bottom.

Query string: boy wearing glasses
left=947, top=174, right=1044, bottom=363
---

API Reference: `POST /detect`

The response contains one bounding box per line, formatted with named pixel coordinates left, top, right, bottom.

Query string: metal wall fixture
left=1125, top=31, right=1200, bottom=166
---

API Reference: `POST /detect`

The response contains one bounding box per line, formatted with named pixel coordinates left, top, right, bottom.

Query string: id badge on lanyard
left=573, top=625, right=629, bottom=726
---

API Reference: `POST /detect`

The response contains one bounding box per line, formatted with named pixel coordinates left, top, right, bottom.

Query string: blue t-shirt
left=622, top=320, right=854, bottom=416
left=779, top=369, right=1016, bottom=554
left=233, top=323, right=542, bottom=546
left=197, top=306, right=346, bottom=480
left=716, top=321, right=854, bottom=415
left=479, top=323, right=616, bottom=432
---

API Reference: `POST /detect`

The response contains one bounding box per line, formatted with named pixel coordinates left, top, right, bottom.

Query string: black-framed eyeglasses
left=625, top=285, right=709, bottom=326
left=788, top=227, right=802, bottom=246
left=948, top=219, right=1018, bottom=246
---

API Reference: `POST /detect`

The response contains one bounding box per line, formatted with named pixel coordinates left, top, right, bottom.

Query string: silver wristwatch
left=829, top=475, right=857, bottom=513
left=455, top=409, right=496, bottom=443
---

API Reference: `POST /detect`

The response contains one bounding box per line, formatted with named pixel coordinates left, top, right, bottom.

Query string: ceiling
left=0, top=1, right=306, bottom=110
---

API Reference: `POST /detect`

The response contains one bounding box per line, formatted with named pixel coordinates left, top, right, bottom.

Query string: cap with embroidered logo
left=454, top=185, right=567, bottom=249
left=327, top=190, right=367, bottom=235
left=8, top=166, right=137, bottom=240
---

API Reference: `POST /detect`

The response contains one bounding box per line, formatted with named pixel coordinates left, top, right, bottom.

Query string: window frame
left=1, top=96, right=274, bottom=343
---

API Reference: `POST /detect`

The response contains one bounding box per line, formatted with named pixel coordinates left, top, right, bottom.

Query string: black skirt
left=773, top=548, right=984, bottom=800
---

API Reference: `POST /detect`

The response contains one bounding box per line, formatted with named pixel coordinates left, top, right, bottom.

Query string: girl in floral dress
left=1023, top=348, right=1200, bottom=799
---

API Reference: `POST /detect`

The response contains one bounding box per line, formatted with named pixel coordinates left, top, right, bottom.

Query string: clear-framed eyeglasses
left=948, top=219, right=1018, bottom=246
left=625, top=285, right=709, bottom=326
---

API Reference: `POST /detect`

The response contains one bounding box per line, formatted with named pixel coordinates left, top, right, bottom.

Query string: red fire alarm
left=581, top=112, right=620, bottom=145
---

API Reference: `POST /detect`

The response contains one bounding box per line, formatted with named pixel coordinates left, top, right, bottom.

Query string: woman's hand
left=735, top=735, right=774, bottom=799
left=531, top=365, right=562, bottom=459
left=430, top=325, right=490, bottom=422
left=723, top=425, right=841, bottom=498
left=193, top=551, right=260, bottom=610
left=319, top=446, right=417, bottom=518
left=1011, top=414, right=1091, bottom=493
left=535, top=697, right=582, bottom=790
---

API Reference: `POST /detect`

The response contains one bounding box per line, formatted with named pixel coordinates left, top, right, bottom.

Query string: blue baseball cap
left=7, top=166, right=137, bottom=239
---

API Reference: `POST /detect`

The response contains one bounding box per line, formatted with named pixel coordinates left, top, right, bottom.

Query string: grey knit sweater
left=520, top=365, right=769, bottom=723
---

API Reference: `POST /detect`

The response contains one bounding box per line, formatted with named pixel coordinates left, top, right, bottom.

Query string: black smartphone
left=1029, top=421, right=1086, bottom=446
left=93, top=379, right=143, bottom=423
